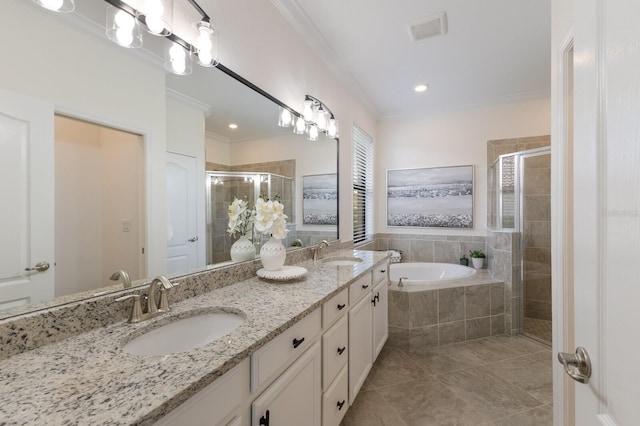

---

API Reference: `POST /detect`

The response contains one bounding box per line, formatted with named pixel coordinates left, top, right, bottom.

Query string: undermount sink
left=323, top=256, right=363, bottom=266
left=122, top=311, right=245, bottom=356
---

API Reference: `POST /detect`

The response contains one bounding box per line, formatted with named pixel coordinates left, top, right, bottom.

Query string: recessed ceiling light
left=228, top=123, right=238, bottom=129
left=415, top=84, right=429, bottom=93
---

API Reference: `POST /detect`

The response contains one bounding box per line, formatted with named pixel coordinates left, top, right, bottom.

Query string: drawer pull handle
left=337, top=303, right=346, bottom=310
left=380, top=269, right=386, bottom=273
left=372, top=297, right=376, bottom=307
left=293, top=337, right=305, bottom=349
left=337, top=400, right=346, bottom=410
left=337, top=346, right=346, bottom=355
left=362, top=284, right=369, bottom=289
left=259, top=410, right=270, bottom=426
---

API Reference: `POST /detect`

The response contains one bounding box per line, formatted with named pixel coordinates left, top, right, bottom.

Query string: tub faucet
left=313, top=240, right=330, bottom=260
left=398, top=276, right=408, bottom=288
left=110, top=270, right=131, bottom=289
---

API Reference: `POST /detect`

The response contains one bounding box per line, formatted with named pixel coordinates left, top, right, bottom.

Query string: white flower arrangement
left=254, top=197, right=289, bottom=240
left=227, top=196, right=254, bottom=237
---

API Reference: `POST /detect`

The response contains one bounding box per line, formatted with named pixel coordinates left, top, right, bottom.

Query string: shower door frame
left=517, top=147, right=552, bottom=343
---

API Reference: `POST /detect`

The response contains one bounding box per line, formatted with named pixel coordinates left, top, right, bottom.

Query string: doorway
left=54, top=115, right=146, bottom=296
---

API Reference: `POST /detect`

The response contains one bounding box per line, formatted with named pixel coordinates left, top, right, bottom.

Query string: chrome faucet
left=313, top=240, right=330, bottom=260
left=116, top=275, right=178, bottom=323
left=110, top=270, right=132, bottom=289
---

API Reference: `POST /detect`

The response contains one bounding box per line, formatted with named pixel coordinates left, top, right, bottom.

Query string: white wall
left=376, top=98, right=551, bottom=236
left=1, top=0, right=168, bottom=276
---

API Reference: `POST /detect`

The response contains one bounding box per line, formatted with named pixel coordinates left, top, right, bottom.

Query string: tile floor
left=341, top=335, right=553, bottom=426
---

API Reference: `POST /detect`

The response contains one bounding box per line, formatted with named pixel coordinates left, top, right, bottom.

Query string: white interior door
left=566, top=0, right=640, bottom=424
left=0, top=90, right=54, bottom=309
left=166, top=152, right=199, bottom=276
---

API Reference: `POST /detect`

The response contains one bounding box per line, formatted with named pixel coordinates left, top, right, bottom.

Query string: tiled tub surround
left=373, top=234, right=488, bottom=267
left=386, top=271, right=505, bottom=350
left=0, top=249, right=387, bottom=425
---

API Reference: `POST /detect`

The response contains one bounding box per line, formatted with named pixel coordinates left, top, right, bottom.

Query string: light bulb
left=146, top=15, right=165, bottom=34
left=294, top=116, right=306, bottom=134
left=316, top=108, right=328, bottom=131
left=169, top=45, right=186, bottom=74
left=278, top=108, right=293, bottom=127
left=115, top=10, right=135, bottom=30
left=327, top=119, right=339, bottom=138
left=308, top=124, right=319, bottom=141
left=198, top=50, right=213, bottom=66
left=116, top=28, right=134, bottom=47
left=40, top=0, right=64, bottom=11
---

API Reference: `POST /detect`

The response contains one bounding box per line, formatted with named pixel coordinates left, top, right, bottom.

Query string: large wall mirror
left=0, top=0, right=338, bottom=319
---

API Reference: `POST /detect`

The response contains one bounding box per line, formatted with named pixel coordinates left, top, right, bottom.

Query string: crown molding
left=271, top=0, right=381, bottom=118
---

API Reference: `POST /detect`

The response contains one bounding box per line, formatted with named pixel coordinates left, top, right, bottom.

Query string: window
left=352, top=126, right=374, bottom=244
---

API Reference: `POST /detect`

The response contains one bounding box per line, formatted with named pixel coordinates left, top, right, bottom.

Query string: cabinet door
left=372, top=279, right=389, bottom=361
left=348, top=294, right=372, bottom=404
left=252, top=341, right=322, bottom=426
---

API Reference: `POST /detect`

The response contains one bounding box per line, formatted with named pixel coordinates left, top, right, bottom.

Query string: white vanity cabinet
left=252, top=341, right=322, bottom=426
left=348, top=261, right=389, bottom=405
left=371, top=266, right=389, bottom=360
left=153, top=358, right=251, bottom=426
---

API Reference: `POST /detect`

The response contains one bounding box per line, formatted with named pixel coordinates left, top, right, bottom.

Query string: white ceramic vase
left=230, top=234, right=255, bottom=262
left=260, top=237, right=286, bottom=271
left=471, top=257, right=485, bottom=269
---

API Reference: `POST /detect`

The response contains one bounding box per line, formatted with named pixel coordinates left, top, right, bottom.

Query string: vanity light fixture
left=277, top=96, right=338, bottom=140
left=33, top=0, right=75, bottom=13
left=41, top=0, right=221, bottom=75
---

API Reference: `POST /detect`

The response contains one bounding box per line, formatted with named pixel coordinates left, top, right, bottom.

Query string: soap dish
left=257, top=266, right=308, bottom=281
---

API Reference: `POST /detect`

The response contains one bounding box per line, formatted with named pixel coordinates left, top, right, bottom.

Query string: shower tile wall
left=487, top=230, right=520, bottom=336
left=522, top=154, right=552, bottom=344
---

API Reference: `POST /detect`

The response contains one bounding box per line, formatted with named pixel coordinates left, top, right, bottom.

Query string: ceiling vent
left=408, top=11, right=448, bottom=42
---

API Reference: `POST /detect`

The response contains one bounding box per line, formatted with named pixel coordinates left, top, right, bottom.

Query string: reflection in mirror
left=0, top=0, right=338, bottom=319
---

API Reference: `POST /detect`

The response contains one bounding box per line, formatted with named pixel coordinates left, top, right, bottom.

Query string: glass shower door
left=520, top=152, right=552, bottom=344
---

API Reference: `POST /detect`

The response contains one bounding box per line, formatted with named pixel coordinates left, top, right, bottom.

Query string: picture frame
left=386, top=165, right=474, bottom=228
left=302, top=173, right=338, bottom=225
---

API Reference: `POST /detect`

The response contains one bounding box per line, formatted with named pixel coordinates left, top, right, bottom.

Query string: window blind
left=352, top=126, right=374, bottom=244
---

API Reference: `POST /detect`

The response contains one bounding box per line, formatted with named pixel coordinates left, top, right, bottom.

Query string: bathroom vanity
left=0, top=250, right=388, bottom=425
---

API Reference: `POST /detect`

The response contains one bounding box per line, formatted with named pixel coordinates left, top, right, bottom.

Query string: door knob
left=187, top=236, right=198, bottom=242
left=25, top=261, right=50, bottom=272
left=558, top=346, right=592, bottom=384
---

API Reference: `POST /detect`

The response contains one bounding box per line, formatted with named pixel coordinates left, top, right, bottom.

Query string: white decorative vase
left=230, top=234, right=255, bottom=262
left=471, top=257, right=485, bottom=269
left=260, top=237, right=286, bottom=271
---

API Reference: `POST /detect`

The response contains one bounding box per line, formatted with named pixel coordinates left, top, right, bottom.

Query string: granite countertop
left=0, top=250, right=387, bottom=426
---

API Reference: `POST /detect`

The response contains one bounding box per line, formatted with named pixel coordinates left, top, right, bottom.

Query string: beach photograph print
left=387, top=165, right=473, bottom=228
left=303, top=174, right=338, bottom=225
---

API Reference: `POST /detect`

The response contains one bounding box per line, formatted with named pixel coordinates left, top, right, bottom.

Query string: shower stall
left=206, top=171, right=295, bottom=265
left=489, top=147, right=552, bottom=344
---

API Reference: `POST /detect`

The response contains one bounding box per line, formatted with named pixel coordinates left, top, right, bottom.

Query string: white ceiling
left=273, top=0, right=551, bottom=118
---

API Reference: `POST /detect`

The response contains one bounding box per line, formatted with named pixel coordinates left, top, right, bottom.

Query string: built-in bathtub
left=387, top=262, right=505, bottom=350
left=389, top=262, right=477, bottom=290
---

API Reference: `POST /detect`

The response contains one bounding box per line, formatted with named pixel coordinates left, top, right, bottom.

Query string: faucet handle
left=116, top=294, right=143, bottom=323
left=157, top=281, right=179, bottom=312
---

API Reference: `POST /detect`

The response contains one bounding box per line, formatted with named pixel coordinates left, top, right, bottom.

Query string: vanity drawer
left=251, top=308, right=322, bottom=392
left=322, top=314, right=348, bottom=391
left=372, top=261, right=389, bottom=285
left=349, top=274, right=372, bottom=304
left=322, top=365, right=349, bottom=426
left=322, top=288, right=348, bottom=328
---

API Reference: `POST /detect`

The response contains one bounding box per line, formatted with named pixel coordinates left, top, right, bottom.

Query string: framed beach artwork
left=302, top=173, right=338, bottom=225
left=386, top=165, right=474, bottom=228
